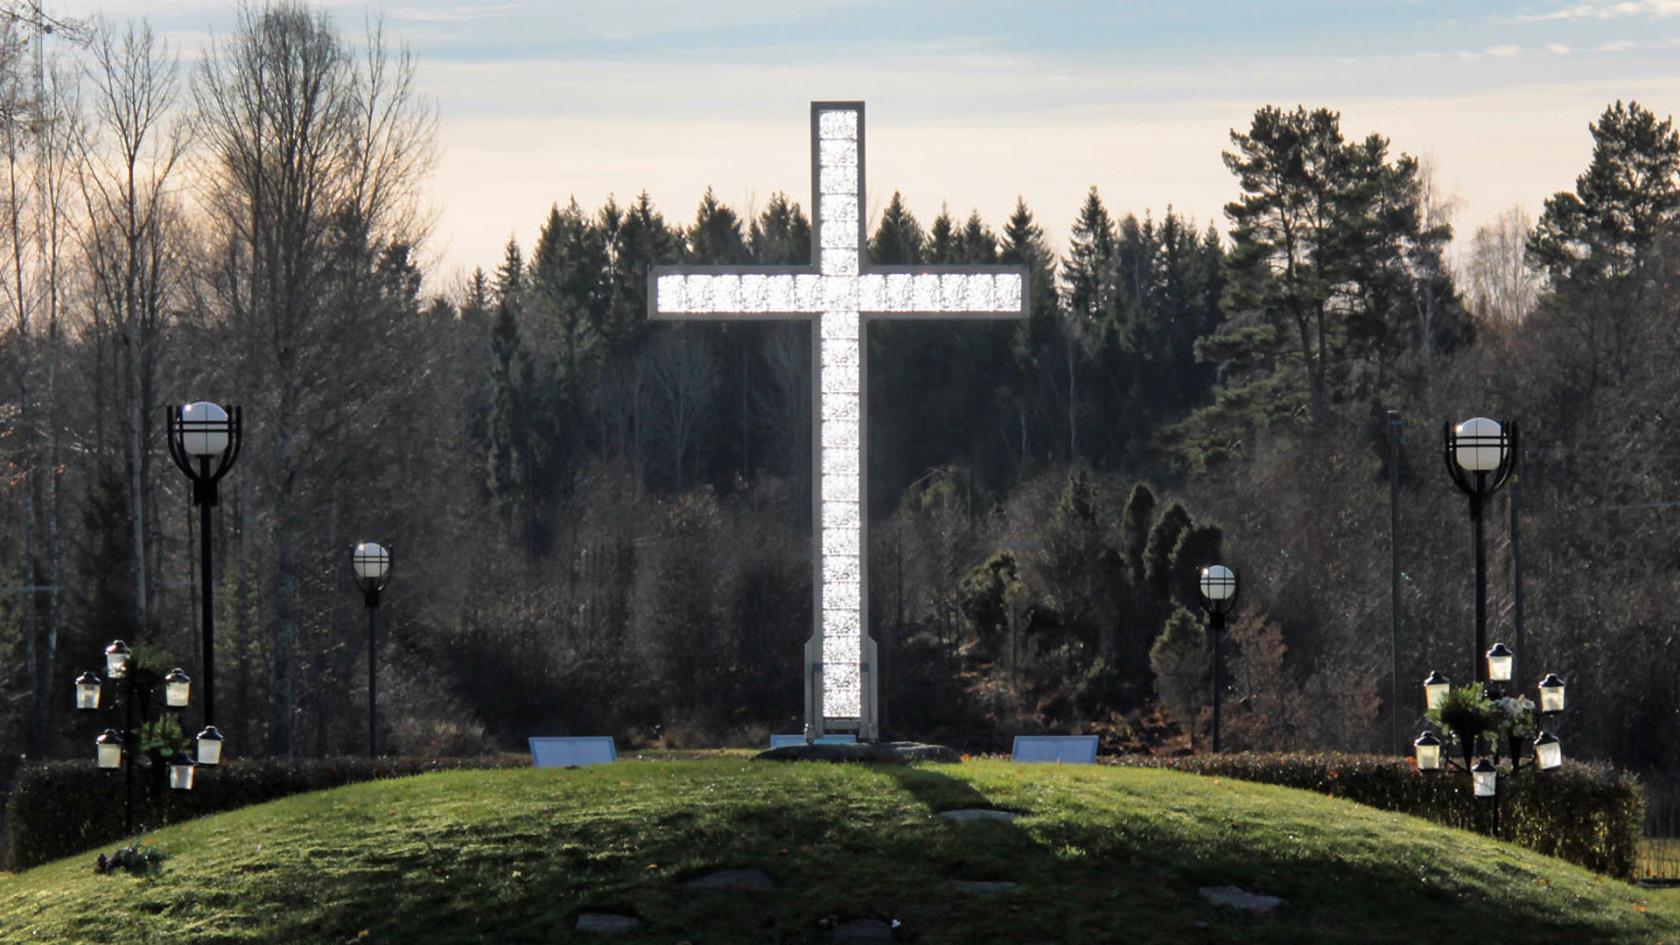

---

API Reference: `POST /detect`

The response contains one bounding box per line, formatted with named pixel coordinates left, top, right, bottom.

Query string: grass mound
left=1, top=758, right=1675, bottom=944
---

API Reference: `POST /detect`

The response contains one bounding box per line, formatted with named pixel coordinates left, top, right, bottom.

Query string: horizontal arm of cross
left=652, top=267, right=1029, bottom=320
left=653, top=269, right=825, bottom=319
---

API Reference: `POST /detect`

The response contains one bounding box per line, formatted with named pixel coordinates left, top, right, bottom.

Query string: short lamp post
left=167, top=401, right=241, bottom=765
left=74, top=640, right=197, bottom=837
left=352, top=542, right=392, bottom=757
left=1197, top=564, right=1239, bottom=754
left=1443, top=416, right=1516, bottom=684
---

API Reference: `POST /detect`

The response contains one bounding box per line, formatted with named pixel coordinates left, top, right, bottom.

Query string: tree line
left=0, top=1, right=1675, bottom=783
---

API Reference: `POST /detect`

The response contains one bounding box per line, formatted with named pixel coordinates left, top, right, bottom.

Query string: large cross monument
left=650, top=102, right=1028, bottom=740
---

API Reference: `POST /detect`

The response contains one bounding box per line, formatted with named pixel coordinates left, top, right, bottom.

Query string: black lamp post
left=1442, top=416, right=1516, bottom=684
left=352, top=541, right=392, bottom=757
left=1197, top=564, right=1238, bottom=754
left=167, top=401, right=241, bottom=764
left=74, top=640, right=197, bottom=837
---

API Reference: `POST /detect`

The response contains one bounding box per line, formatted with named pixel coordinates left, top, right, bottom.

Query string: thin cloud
left=1547, top=43, right=1573, bottom=53
left=390, top=4, right=522, bottom=24
left=1486, top=44, right=1522, bottom=57
left=1514, top=0, right=1680, bottom=22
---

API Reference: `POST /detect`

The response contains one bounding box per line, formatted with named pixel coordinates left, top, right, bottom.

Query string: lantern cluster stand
left=351, top=542, right=393, bottom=757
left=1414, top=416, right=1569, bottom=836
left=74, top=641, right=209, bottom=838
left=1197, top=564, right=1239, bottom=754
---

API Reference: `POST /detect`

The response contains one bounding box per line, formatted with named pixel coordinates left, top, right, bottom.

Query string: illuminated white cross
left=651, top=102, right=1027, bottom=739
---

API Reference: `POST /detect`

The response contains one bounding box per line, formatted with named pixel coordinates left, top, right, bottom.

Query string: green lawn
left=1, top=759, right=1676, bottom=944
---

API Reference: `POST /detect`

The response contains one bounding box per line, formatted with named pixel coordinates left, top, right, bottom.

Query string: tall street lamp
left=167, top=401, right=241, bottom=764
left=353, top=541, right=392, bottom=757
left=1198, top=564, right=1238, bottom=754
left=1443, top=416, right=1516, bottom=684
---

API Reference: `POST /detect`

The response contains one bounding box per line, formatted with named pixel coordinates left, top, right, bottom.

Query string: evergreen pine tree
left=927, top=205, right=960, bottom=264
left=961, top=210, right=998, bottom=264
left=1063, top=187, right=1118, bottom=330
left=1150, top=606, right=1210, bottom=741
left=749, top=192, right=811, bottom=264
left=1121, top=481, right=1157, bottom=584
left=868, top=191, right=925, bottom=264
left=687, top=188, right=751, bottom=263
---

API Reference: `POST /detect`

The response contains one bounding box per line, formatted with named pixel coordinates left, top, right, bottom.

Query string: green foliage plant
left=1427, top=684, right=1499, bottom=752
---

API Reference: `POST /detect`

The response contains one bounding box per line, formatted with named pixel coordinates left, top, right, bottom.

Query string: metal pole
left=1211, top=612, right=1223, bottom=754
left=367, top=602, right=378, bottom=757
left=1389, top=410, right=1403, bottom=756
left=1471, top=485, right=1487, bottom=684
left=199, top=460, right=216, bottom=727
left=123, top=674, right=134, bottom=837
left=1511, top=442, right=1525, bottom=687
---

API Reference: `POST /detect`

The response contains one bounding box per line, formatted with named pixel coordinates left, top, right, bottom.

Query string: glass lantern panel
left=1539, top=685, right=1565, bottom=714
left=1472, top=768, right=1497, bottom=797
left=166, top=680, right=190, bottom=708
left=169, top=762, right=195, bottom=791
left=76, top=684, right=100, bottom=711
left=1537, top=740, right=1563, bottom=770
left=1425, top=683, right=1449, bottom=710
left=1487, top=654, right=1513, bottom=683
left=1416, top=742, right=1441, bottom=771
left=97, top=742, right=122, bottom=769
left=197, top=735, right=223, bottom=766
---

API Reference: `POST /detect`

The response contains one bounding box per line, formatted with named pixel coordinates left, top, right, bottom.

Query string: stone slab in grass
left=1199, top=885, right=1284, bottom=914
left=832, top=917, right=895, bottom=942
left=938, top=808, right=1019, bottom=823
left=576, top=912, right=640, bottom=934
left=952, top=879, right=1018, bottom=893
left=755, top=741, right=961, bottom=764
left=679, top=867, right=776, bottom=891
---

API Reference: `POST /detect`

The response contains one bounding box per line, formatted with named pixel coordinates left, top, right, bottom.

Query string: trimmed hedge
left=4, top=754, right=528, bottom=871
left=1114, top=752, right=1644, bottom=879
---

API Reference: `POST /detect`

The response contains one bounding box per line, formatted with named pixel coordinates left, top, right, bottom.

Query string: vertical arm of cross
left=813, top=103, right=866, bottom=726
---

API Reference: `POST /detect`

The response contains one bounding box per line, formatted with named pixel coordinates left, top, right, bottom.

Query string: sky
left=50, top=0, right=1680, bottom=285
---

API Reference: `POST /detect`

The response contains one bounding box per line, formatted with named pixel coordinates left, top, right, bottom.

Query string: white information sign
left=1011, top=736, right=1099, bottom=765
left=529, top=736, right=618, bottom=768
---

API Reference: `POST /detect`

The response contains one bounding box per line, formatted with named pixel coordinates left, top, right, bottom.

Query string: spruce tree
left=1121, top=481, right=1157, bottom=584
left=961, top=210, right=998, bottom=264
left=687, top=187, right=751, bottom=263
left=749, top=191, right=811, bottom=264
left=1150, top=606, right=1210, bottom=742
left=868, top=191, right=925, bottom=264
left=927, top=205, right=960, bottom=264
left=1063, top=187, right=1117, bottom=329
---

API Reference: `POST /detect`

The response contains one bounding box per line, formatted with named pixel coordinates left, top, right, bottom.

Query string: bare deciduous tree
left=194, top=1, right=433, bottom=755
left=1463, top=206, right=1544, bottom=325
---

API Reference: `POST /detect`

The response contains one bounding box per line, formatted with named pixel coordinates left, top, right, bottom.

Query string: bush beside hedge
left=1114, top=752, right=1644, bottom=879
left=4, top=754, right=528, bottom=871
